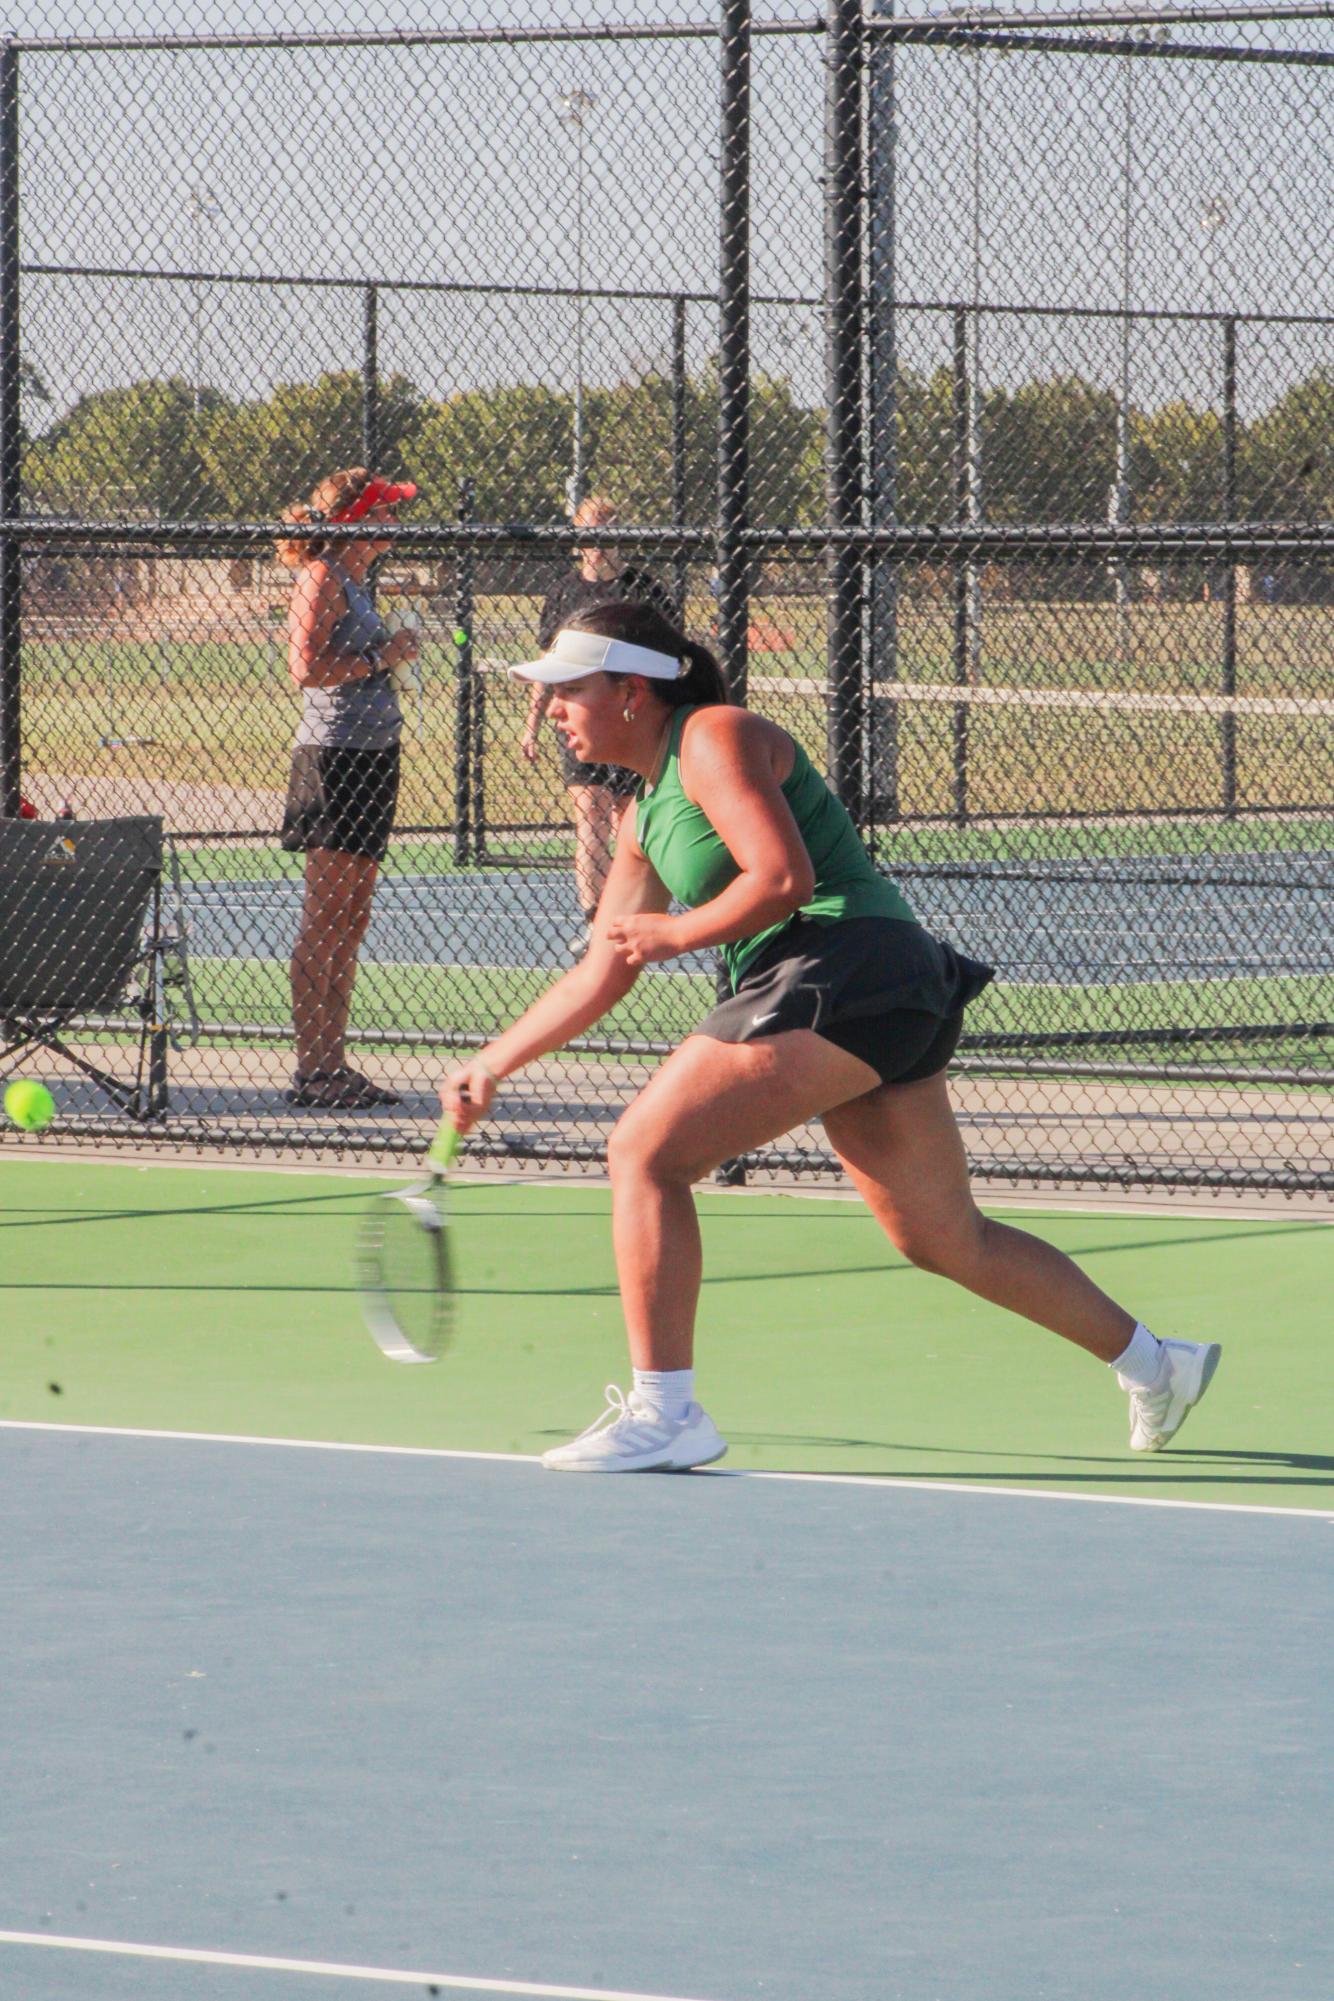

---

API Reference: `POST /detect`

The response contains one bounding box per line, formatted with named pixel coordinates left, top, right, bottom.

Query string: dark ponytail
left=563, top=599, right=730, bottom=709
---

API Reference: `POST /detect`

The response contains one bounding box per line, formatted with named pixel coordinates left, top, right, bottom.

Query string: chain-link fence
left=2, top=3, right=1331, bottom=1191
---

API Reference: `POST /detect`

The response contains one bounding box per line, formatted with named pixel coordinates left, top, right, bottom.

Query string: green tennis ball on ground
left=5, top=1079, right=54, bottom=1131
left=452, top=628, right=468, bottom=648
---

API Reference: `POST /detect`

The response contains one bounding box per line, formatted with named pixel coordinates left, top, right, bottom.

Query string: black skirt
left=280, top=745, right=400, bottom=861
left=695, top=914, right=994, bottom=1087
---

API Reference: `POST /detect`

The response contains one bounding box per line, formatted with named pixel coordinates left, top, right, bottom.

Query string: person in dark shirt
left=521, top=495, right=676, bottom=951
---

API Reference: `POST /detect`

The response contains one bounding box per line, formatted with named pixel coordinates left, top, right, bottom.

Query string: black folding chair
left=0, top=814, right=197, bottom=1121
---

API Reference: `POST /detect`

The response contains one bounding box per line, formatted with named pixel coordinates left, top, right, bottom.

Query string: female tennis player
left=442, top=601, right=1221, bottom=1471
left=277, top=466, right=419, bottom=1109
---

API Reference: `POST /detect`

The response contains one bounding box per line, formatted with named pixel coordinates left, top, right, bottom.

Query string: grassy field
left=23, top=670, right=1331, bottom=830
left=463, top=592, right=1334, bottom=698
left=17, top=596, right=1334, bottom=829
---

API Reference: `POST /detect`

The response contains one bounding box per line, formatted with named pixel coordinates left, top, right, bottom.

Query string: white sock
left=1111, top=1322, right=1164, bottom=1389
left=633, top=1368, right=694, bottom=1423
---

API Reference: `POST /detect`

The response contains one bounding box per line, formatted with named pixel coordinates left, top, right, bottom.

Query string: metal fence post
left=671, top=293, right=688, bottom=619
left=866, top=0, right=900, bottom=837
left=951, top=304, right=971, bottom=826
left=824, top=0, right=865, bottom=816
left=717, top=0, right=750, bottom=703
left=471, top=601, right=488, bottom=867
left=713, top=42, right=751, bottom=1186
left=0, top=41, right=21, bottom=820
left=1221, top=313, right=1238, bottom=819
left=362, top=283, right=380, bottom=470
left=453, top=475, right=475, bottom=866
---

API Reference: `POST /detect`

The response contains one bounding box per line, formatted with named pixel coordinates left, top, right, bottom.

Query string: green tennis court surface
left=2, top=1157, right=1329, bottom=1508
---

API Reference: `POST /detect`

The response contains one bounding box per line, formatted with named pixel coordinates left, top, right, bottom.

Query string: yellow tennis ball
left=5, top=1080, right=54, bottom=1131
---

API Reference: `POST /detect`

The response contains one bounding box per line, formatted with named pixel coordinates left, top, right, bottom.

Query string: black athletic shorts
left=558, top=738, right=640, bottom=796
left=695, top=914, right=994, bottom=1088
left=280, top=744, right=400, bottom=861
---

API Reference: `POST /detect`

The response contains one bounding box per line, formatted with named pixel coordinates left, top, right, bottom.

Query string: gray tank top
left=295, top=565, right=402, bottom=750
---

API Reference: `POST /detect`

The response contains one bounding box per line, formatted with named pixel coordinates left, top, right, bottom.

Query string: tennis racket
left=357, top=1116, right=461, bottom=1364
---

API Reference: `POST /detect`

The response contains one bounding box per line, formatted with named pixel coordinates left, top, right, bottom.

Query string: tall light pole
left=1199, top=194, right=1229, bottom=613
left=556, top=88, right=595, bottom=515
left=966, top=15, right=983, bottom=686
left=188, top=182, right=221, bottom=417
left=1110, top=44, right=1135, bottom=661
left=1109, top=28, right=1167, bottom=660
left=953, top=7, right=986, bottom=685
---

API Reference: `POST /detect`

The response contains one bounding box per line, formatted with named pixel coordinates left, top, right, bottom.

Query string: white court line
left=0, top=1421, right=533, bottom=1467
left=0, top=1930, right=721, bottom=2000
left=3, top=1420, right=1331, bottom=1521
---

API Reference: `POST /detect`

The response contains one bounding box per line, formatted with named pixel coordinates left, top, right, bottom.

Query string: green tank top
left=634, top=706, right=916, bottom=984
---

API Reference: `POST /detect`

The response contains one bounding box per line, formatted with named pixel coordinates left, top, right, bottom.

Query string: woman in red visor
left=275, top=467, right=420, bottom=1109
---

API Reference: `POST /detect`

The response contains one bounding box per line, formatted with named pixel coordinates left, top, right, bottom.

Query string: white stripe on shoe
left=1121, top=1339, right=1223, bottom=1452
left=541, top=1386, right=728, bottom=1473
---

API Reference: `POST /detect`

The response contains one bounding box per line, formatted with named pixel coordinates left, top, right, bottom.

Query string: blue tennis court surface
left=3, top=1427, right=1329, bottom=2001
left=183, top=853, right=1334, bottom=983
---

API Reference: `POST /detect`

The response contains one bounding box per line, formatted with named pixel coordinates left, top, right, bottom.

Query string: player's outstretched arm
left=443, top=809, right=670, bottom=1131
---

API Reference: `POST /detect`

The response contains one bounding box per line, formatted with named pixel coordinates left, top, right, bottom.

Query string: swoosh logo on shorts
left=751, top=1010, right=781, bottom=1027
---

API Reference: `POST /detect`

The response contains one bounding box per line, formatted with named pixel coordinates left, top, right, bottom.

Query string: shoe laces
left=574, top=1383, right=668, bottom=1444
left=1127, top=1360, right=1173, bottom=1425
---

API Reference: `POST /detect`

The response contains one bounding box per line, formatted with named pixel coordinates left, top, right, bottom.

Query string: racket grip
left=428, top=1119, right=461, bottom=1172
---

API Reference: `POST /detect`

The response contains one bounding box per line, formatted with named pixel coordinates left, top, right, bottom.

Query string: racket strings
left=360, top=1198, right=454, bottom=1360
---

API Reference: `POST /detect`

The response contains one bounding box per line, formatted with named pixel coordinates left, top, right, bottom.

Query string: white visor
left=508, top=627, right=685, bottom=685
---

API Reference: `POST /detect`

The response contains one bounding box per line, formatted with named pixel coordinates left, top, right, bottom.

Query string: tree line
left=21, top=362, right=1334, bottom=529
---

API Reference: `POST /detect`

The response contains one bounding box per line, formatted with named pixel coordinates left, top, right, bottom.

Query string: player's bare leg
left=289, top=850, right=396, bottom=1107
left=824, top=1072, right=1221, bottom=1450
left=606, top=1030, right=878, bottom=1368
left=823, top=1071, right=1135, bottom=1362
left=292, top=849, right=378, bottom=1075
left=543, top=1031, right=878, bottom=1472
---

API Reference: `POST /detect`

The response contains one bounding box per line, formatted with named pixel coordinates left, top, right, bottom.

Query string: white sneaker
left=542, top=1385, right=728, bottom=1473
left=1120, top=1338, right=1222, bottom=1452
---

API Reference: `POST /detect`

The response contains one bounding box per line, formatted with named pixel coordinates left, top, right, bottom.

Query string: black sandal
left=286, top=1068, right=401, bottom=1109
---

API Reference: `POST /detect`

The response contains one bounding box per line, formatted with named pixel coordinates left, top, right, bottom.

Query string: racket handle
left=428, top=1119, right=461, bottom=1172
